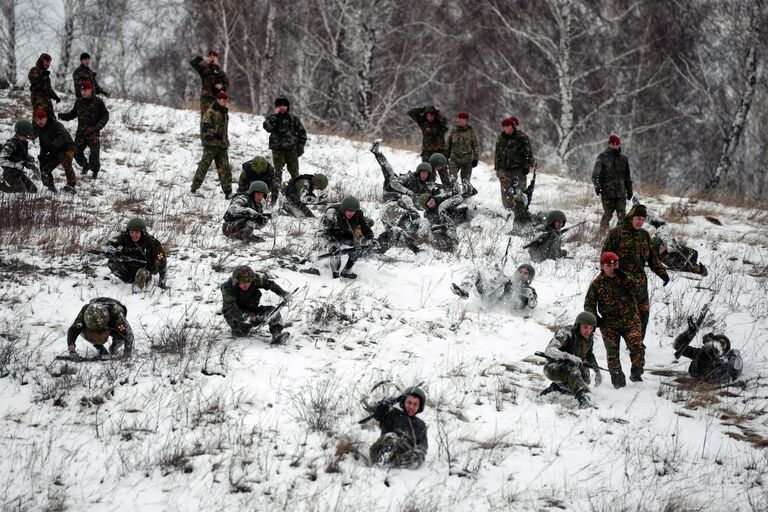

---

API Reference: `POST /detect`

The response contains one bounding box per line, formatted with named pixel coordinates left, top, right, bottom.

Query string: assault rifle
left=535, top=351, right=609, bottom=372
left=250, top=287, right=299, bottom=328
left=522, top=221, right=588, bottom=249
left=358, top=380, right=426, bottom=424
left=87, top=249, right=147, bottom=266
left=318, top=240, right=379, bottom=260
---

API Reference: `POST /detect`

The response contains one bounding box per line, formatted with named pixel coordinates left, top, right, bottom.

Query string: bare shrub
left=290, top=373, right=342, bottom=434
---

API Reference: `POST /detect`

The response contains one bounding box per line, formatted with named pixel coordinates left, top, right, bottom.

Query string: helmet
left=417, top=193, right=432, bottom=209
left=232, top=265, right=256, bottom=284
left=340, top=196, right=360, bottom=212
left=401, top=386, right=427, bottom=414
left=517, top=263, right=535, bottom=282
left=415, top=162, right=433, bottom=178
left=14, top=120, right=33, bottom=136
left=311, top=173, right=329, bottom=190
left=126, top=218, right=146, bottom=232
left=575, top=311, right=597, bottom=327
left=84, top=303, right=110, bottom=330
left=248, top=180, right=269, bottom=195
left=249, top=156, right=270, bottom=174
left=428, top=153, right=447, bottom=170
left=545, top=210, right=567, bottom=228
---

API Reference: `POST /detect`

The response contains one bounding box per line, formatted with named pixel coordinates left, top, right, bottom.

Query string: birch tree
left=0, top=0, right=17, bottom=87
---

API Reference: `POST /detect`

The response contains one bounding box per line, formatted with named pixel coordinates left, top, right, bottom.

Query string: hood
left=36, top=53, right=52, bottom=69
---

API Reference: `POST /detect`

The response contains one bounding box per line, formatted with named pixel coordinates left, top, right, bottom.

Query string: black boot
left=630, top=366, right=644, bottom=382
left=610, top=369, right=626, bottom=389
left=575, top=390, right=593, bottom=409
left=540, top=382, right=570, bottom=396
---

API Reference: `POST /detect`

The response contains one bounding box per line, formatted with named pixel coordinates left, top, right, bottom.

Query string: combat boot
left=540, top=382, right=570, bottom=396
left=81, top=163, right=90, bottom=175
left=62, top=184, right=76, bottom=194
left=370, top=139, right=382, bottom=154
left=134, top=268, right=151, bottom=289
left=630, top=366, right=644, bottom=382
left=46, top=184, right=57, bottom=193
left=94, top=344, right=111, bottom=360
left=340, top=269, right=358, bottom=279
left=575, top=390, right=593, bottom=409
left=610, top=369, right=626, bottom=388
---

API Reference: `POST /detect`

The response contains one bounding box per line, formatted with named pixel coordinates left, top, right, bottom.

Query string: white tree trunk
left=57, top=0, right=78, bottom=89
left=555, top=0, right=574, bottom=166
left=0, top=0, right=17, bottom=86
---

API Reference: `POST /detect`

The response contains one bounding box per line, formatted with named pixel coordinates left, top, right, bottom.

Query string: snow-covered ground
left=1, top=89, right=767, bottom=511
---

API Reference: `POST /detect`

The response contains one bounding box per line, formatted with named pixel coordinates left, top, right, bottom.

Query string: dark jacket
left=0, top=137, right=31, bottom=167
left=592, top=147, right=632, bottom=199
left=263, top=102, right=307, bottom=151
left=60, top=96, right=110, bottom=133
left=73, top=64, right=107, bottom=98
left=108, top=231, right=167, bottom=276
left=28, top=54, right=59, bottom=101
left=202, top=102, right=229, bottom=148
left=544, top=325, right=598, bottom=381
left=321, top=205, right=374, bottom=241
left=373, top=404, right=428, bottom=460
left=602, top=205, right=669, bottom=286
left=220, top=276, right=287, bottom=325
left=238, top=157, right=277, bottom=194
left=33, top=119, right=76, bottom=156
left=494, top=129, right=533, bottom=172
left=67, top=297, right=133, bottom=350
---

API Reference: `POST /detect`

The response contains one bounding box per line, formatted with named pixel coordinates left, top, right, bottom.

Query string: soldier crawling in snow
left=281, top=173, right=329, bottom=218
left=263, top=96, right=307, bottom=193
left=66, top=298, right=133, bottom=361
left=105, top=217, right=168, bottom=290
left=220, top=265, right=291, bottom=344
left=238, top=156, right=279, bottom=205
left=366, top=386, right=428, bottom=468
left=451, top=262, right=537, bottom=312
left=672, top=311, right=742, bottom=384
left=223, top=180, right=272, bottom=242
left=0, top=120, right=38, bottom=193
left=525, top=210, right=569, bottom=263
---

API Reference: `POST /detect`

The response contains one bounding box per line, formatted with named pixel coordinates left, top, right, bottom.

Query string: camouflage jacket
left=592, top=147, right=632, bottom=199
left=545, top=326, right=598, bottom=369
left=423, top=192, right=462, bottom=225
left=60, top=96, right=110, bottom=133
left=447, top=125, right=479, bottom=165
left=28, top=55, right=58, bottom=101
left=108, top=231, right=167, bottom=275
left=321, top=204, right=374, bottom=242
left=238, top=157, right=276, bottom=193
left=67, top=297, right=133, bottom=349
left=73, top=64, right=107, bottom=97
left=190, top=56, right=229, bottom=101
left=0, top=137, right=33, bottom=169
left=32, top=119, right=76, bottom=156
left=202, top=102, right=229, bottom=148
left=397, top=171, right=437, bottom=197
left=220, top=276, right=287, bottom=324
left=494, top=130, right=533, bottom=172
left=372, top=403, right=428, bottom=460
left=224, top=193, right=265, bottom=222
left=262, top=111, right=307, bottom=151
left=284, top=174, right=320, bottom=205
left=602, top=210, right=669, bottom=283
left=527, top=227, right=564, bottom=263
left=408, top=107, right=448, bottom=155
left=584, top=271, right=642, bottom=326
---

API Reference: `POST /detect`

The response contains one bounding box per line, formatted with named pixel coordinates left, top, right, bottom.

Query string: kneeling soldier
left=67, top=297, right=133, bottom=360
left=282, top=173, right=329, bottom=217
left=106, top=217, right=167, bottom=289
left=237, top=156, right=279, bottom=205
left=223, top=180, right=271, bottom=242
left=0, top=120, right=39, bottom=193
left=368, top=386, right=428, bottom=468
left=320, top=195, right=375, bottom=279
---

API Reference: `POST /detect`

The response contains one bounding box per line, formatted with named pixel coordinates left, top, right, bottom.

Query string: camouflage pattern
left=220, top=275, right=287, bottom=336
left=592, top=147, right=632, bottom=199
left=192, top=103, right=231, bottom=194
left=201, top=102, right=229, bottom=148
left=603, top=206, right=670, bottom=336
left=282, top=174, right=325, bottom=217
left=0, top=136, right=38, bottom=193
left=223, top=193, right=269, bottom=240
left=107, top=230, right=167, bottom=283
left=421, top=192, right=466, bottom=252
left=447, top=124, right=479, bottom=181
left=32, top=119, right=77, bottom=188
left=190, top=56, right=229, bottom=115
left=28, top=54, right=60, bottom=119
left=59, top=95, right=109, bottom=175
left=599, top=197, right=626, bottom=233
left=527, top=226, right=566, bottom=263
left=458, top=268, right=537, bottom=310
left=371, top=142, right=436, bottom=202
left=543, top=325, right=599, bottom=395
left=72, top=64, right=108, bottom=98
left=584, top=271, right=645, bottom=372
left=368, top=401, right=428, bottom=468
left=67, top=297, right=133, bottom=355
left=408, top=106, right=448, bottom=161
left=321, top=204, right=375, bottom=243
left=494, top=129, right=533, bottom=172
left=238, top=156, right=278, bottom=202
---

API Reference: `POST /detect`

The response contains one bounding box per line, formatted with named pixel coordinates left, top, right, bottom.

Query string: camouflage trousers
left=222, top=217, right=268, bottom=240
left=628, top=271, right=651, bottom=339
left=108, top=259, right=154, bottom=284
left=199, top=96, right=215, bottom=117
left=369, top=432, right=424, bottom=469
left=544, top=361, right=590, bottom=395
left=192, top=146, right=232, bottom=194
left=272, top=148, right=299, bottom=189
left=282, top=200, right=314, bottom=218
left=40, top=150, right=76, bottom=187
left=660, top=247, right=703, bottom=274
left=74, top=129, right=101, bottom=174
left=600, top=317, right=645, bottom=372
left=372, top=146, right=400, bottom=201
left=449, top=159, right=472, bottom=182
left=1, top=167, right=38, bottom=193
left=599, top=197, right=626, bottom=232
left=498, top=170, right=527, bottom=210
left=31, top=95, right=56, bottom=120
left=224, top=305, right=282, bottom=337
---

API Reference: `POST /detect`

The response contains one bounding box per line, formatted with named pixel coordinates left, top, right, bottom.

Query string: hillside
left=1, top=89, right=767, bottom=512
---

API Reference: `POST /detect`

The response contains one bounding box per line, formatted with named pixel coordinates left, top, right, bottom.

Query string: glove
left=594, top=369, right=602, bottom=387
left=663, top=276, right=670, bottom=287
left=69, top=351, right=82, bottom=362
left=297, top=145, right=305, bottom=157
left=471, top=159, right=478, bottom=168
left=564, top=353, right=583, bottom=365
left=595, top=187, right=601, bottom=196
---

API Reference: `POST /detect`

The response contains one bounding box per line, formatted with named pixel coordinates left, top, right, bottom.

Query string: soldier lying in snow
left=367, top=386, right=429, bottom=469
left=673, top=314, right=742, bottom=384
left=451, top=262, right=537, bottom=311
left=370, top=139, right=439, bottom=205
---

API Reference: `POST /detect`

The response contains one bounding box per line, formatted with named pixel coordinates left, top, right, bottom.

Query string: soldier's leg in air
left=214, top=148, right=233, bottom=195
left=89, top=133, right=101, bottom=178
left=638, top=299, right=650, bottom=340
left=600, top=326, right=626, bottom=388
left=60, top=150, right=77, bottom=187
left=371, top=141, right=397, bottom=186
left=285, top=148, right=300, bottom=180
left=74, top=133, right=89, bottom=173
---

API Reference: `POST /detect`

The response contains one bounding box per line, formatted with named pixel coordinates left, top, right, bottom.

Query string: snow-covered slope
left=1, top=89, right=767, bottom=511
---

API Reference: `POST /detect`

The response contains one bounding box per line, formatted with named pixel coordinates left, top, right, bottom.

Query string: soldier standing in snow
left=59, top=80, right=109, bottom=179
left=446, top=111, right=480, bottom=191
left=67, top=298, right=133, bottom=360
left=28, top=53, right=60, bottom=119
left=263, top=96, right=307, bottom=195
left=367, top=386, right=429, bottom=468
left=72, top=52, right=109, bottom=98
left=237, top=156, right=279, bottom=205
left=593, top=134, right=633, bottom=240
left=494, top=116, right=533, bottom=211
left=190, top=49, right=229, bottom=117
left=223, top=181, right=272, bottom=242
left=0, top=120, right=38, bottom=193
left=191, top=91, right=233, bottom=197
left=105, top=217, right=168, bottom=289
left=408, top=105, right=449, bottom=185
left=451, top=262, right=538, bottom=312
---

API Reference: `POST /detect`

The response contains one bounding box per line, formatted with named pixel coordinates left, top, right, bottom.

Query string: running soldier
left=593, top=134, right=633, bottom=240
left=0, top=120, right=38, bottom=193
left=66, top=298, right=133, bottom=360
left=223, top=181, right=272, bottom=242
left=59, top=80, right=109, bottom=179
left=31, top=109, right=77, bottom=193
left=105, top=218, right=167, bottom=289
left=367, top=386, right=428, bottom=468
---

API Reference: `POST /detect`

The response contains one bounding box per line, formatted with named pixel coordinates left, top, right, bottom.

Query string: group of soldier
left=1, top=49, right=743, bottom=470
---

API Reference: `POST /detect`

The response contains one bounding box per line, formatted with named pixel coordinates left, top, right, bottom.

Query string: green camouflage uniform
left=447, top=124, right=479, bottom=181
left=59, top=95, right=109, bottom=176
left=190, top=56, right=229, bottom=116
left=527, top=226, right=566, bottom=263
left=543, top=325, right=599, bottom=395
left=494, top=129, right=533, bottom=210
left=67, top=298, right=133, bottom=356
left=592, top=147, right=633, bottom=232
left=408, top=106, right=449, bottom=162
left=220, top=275, right=287, bottom=337
left=368, top=401, right=428, bottom=468
left=263, top=100, right=307, bottom=189
left=31, top=119, right=77, bottom=188
left=107, top=230, right=167, bottom=284
left=192, top=102, right=232, bottom=194
left=283, top=174, right=325, bottom=217
left=371, top=142, right=437, bottom=203
left=584, top=270, right=644, bottom=374
left=238, top=156, right=278, bottom=202
left=222, top=193, right=269, bottom=240
left=0, top=136, right=38, bottom=193
left=28, top=54, right=60, bottom=119
left=321, top=204, right=375, bottom=274
left=602, top=206, right=669, bottom=338
left=72, top=64, right=108, bottom=98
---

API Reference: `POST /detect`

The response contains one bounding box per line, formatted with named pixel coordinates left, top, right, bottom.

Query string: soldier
left=494, top=116, right=533, bottom=212
left=72, top=52, right=109, bottom=98
left=603, top=204, right=669, bottom=339
left=59, top=81, right=109, bottom=179
left=417, top=188, right=472, bottom=252
left=428, top=152, right=452, bottom=192
left=584, top=251, right=645, bottom=386
left=446, top=111, right=480, bottom=190
left=191, top=91, right=232, bottom=197
left=673, top=318, right=742, bottom=383
left=66, top=297, right=133, bottom=361
left=593, top=134, right=633, bottom=239
left=370, top=139, right=438, bottom=206
left=407, top=105, right=449, bottom=173
left=451, top=262, right=537, bottom=311
left=220, top=265, right=291, bottom=344
left=106, top=217, right=167, bottom=289
left=282, top=173, right=329, bottom=217
left=31, top=109, right=77, bottom=194
left=320, top=196, right=375, bottom=279
left=190, top=49, right=229, bottom=117
left=27, top=53, right=60, bottom=119
left=526, top=210, right=568, bottom=263
left=367, top=386, right=428, bottom=468
left=238, top=156, right=279, bottom=205
left=263, top=96, right=307, bottom=194
left=223, top=181, right=272, bottom=242
left=642, top=208, right=708, bottom=276
left=542, top=312, right=602, bottom=409
left=0, top=120, right=38, bottom=193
